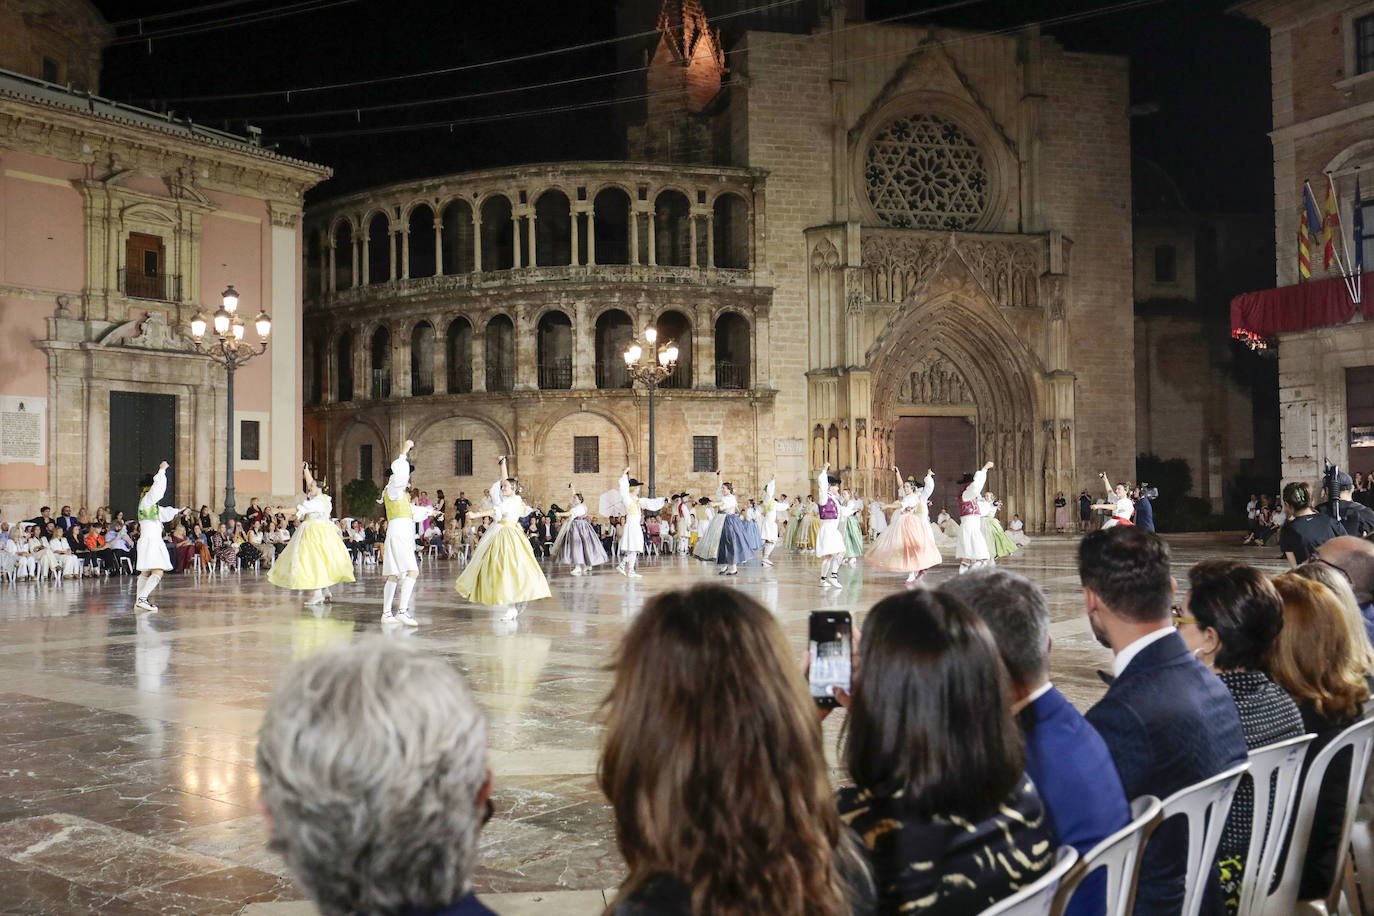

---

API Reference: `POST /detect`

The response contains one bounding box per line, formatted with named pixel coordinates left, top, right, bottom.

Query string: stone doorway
left=109, top=391, right=176, bottom=518
left=893, top=415, right=976, bottom=512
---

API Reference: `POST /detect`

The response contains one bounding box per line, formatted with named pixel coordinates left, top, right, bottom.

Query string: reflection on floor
left=0, top=533, right=1282, bottom=913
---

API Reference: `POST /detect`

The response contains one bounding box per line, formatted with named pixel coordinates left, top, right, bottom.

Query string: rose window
left=864, top=114, right=989, bottom=230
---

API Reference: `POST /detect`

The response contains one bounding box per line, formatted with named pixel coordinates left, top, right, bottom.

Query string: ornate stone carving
left=861, top=230, right=1043, bottom=309
left=861, top=232, right=949, bottom=303
left=897, top=355, right=973, bottom=405
left=864, top=114, right=989, bottom=230
left=122, top=311, right=186, bottom=351
left=810, top=238, right=840, bottom=270
left=957, top=237, right=1040, bottom=308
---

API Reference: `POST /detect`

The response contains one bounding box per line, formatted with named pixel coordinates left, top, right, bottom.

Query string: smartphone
left=808, top=610, right=853, bottom=708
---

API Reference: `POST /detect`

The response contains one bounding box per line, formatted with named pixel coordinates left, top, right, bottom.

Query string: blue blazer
left=1085, top=630, right=1247, bottom=916
left=1021, top=685, right=1131, bottom=916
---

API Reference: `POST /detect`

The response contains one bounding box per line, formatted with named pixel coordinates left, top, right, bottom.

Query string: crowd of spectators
left=252, top=525, right=1374, bottom=916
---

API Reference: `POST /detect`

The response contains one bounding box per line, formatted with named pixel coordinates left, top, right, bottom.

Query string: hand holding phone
left=808, top=610, right=853, bottom=709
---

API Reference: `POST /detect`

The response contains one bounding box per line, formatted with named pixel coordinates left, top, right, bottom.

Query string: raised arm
left=619, top=467, right=633, bottom=504
left=765, top=478, right=775, bottom=504
left=921, top=470, right=935, bottom=502
left=817, top=462, right=830, bottom=499
left=388, top=439, right=415, bottom=494
left=139, top=462, right=169, bottom=509
left=1100, top=472, right=1113, bottom=498
left=301, top=461, right=317, bottom=494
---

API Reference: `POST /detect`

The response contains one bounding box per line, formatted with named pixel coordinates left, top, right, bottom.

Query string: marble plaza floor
left=0, top=533, right=1287, bottom=915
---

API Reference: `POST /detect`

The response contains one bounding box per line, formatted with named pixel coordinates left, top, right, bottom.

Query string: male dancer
left=616, top=468, right=666, bottom=578
left=135, top=461, right=181, bottom=612
left=380, top=439, right=433, bottom=626
left=816, top=462, right=847, bottom=587
left=956, top=460, right=995, bottom=573
left=760, top=478, right=789, bottom=567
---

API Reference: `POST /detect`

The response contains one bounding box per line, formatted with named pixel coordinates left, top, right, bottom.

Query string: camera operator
left=1319, top=469, right=1374, bottom=539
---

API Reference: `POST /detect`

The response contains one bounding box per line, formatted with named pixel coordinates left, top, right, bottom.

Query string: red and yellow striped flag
left=1300, top=203, right=1312, bottom=279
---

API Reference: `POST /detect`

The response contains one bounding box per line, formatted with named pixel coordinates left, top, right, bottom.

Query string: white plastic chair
left=1263, top=717, right=1374, bottom=915
left=1159, top=761, right=1249, bottom=916
left=978, top=846, right=1079, bottom=916
left=1236, top=733, right=1318, bottom=916
left=1053, top=795, right=1163, bottom=916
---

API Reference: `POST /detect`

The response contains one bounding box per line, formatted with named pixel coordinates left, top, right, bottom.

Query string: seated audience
left=1175, top=560, right=1305, bottom=914
left=941, top=569, right=1129, bottom=916
left=1309, top=536, right=1374, bottom=641
left=1292, top=560, right=1374, bottom=679
left=1080, top=527, right=1247, bottom=916
left=599, top=585, right=869, bottom=916
left=1270, top=574, right=1372, bottom=900
left=1280, top=482, right=1346, bottom=567
left=256, top=639, right=497, bottom=916
left=838, top=588, right=1054, bottom=915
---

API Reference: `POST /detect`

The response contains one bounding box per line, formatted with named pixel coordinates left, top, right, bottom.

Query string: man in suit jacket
left=944, top=569, right=1131, bottom=916
left=1080, top=527, right=1247, bottom=916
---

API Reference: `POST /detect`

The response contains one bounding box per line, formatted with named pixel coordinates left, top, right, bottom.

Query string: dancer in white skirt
left=868, top=497, right=889, bottom=538
left=1008, top=515, right=1031, bottom=547
left=551, top=492, right=609, bottom=575
left=759, top=479, right=790, bottom=567
left=135, top=461, right=182, bottom=612
left=1093, top=473, right=1136, bottom=528
left=816, top=462, right=848, bottom=588
left=956, top=461, right=995, bottom=574
left=379, top=440, right=434, bottom=627
left=675, top=495, right=695, bottom=555
left=615, top=469, right=666, bottom=578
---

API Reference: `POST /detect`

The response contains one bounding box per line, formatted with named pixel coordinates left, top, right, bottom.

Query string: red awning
left=1230, top=272, right=1372, bottom=337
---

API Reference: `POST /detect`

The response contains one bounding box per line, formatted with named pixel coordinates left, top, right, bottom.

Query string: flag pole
left=1327, top=172, right=1360, bottom=304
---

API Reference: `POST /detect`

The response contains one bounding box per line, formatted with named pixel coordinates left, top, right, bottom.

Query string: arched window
left=593, top=187, right=631, bottom=265
left=370, top=326, right=391, bottom=399
left=655, top=309, right=692, bottom=389
left=712, top=193, right=749, bottom=269
left=480, top=195, right=514, bottom=271
left=485, top=314, right=514, bottom=391
left=336, top=331, right=354, bottom=402
left=408, top=205, right=436, bottom=279
left=367, top=212, right=390, bottom=285
left=441, top=200, right=475, bottom=275
left=537, top=310, right=573, bottom=389
left=446, top=317, right=473, bottom=393
left=655, top=190, right=691, bottom=267
left=534, top=190, right=572, bottom=267
left=595, top=309, right=634, bottom=389
left=305, top=231, right=322, bottom=299
left=411, top=322, right=435, bottom=396
left=714, top=312, right=750, bottom=389
left=305, top=334, right=323, bottom=406
left=332, top=222, right=354, bottom=289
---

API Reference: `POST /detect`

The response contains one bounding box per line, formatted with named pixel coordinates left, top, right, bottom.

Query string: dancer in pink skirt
left=866, top=465, right=943, bottom=584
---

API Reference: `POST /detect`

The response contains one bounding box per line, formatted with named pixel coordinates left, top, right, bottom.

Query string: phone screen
left=808, top=611, right=853, bottom=708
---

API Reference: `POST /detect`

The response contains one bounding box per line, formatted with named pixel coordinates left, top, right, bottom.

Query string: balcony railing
left=486, top=364, right=514, bottom=392
left=448, top=365, right=473, bottom=393
left=371, top=369, right=391, bottom=399
left=538, top=359, right=572, bottom=390
left=716, top=361, right=749, bottom=390
left=596, top=362, right=631, bottom=390
left=119, top=268, right=181, bottom=302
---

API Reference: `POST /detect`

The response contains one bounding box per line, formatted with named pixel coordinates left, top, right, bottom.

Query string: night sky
left=90, top=0, right=1271, bottom=216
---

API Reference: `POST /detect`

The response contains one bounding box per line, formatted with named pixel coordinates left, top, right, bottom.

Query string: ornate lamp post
left=623, top=326, right=678, bottom=498
left=189, top=285, right=270, bottom=522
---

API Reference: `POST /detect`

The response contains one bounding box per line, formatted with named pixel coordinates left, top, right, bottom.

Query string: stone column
left=433, top=218, right=443, bottom=275
left=512, top=216, right=523, bottom=269
left=327, top=244, right=337, bottom=293
left=471, top=322, right=486, bottom=393
left=704, top=214, right=715, bottom=268
left=400, top=229, right=410, bottom=280
left=433, top=315, right=448, bottom=395
left=696, top=306, right=714, bottom=389
left=587, top=213, right=596, bottom=265
left=473, top=215, right=483, bottom=272
left=395, top=325, right=412, bottom=397
left=354, top=330, right=368, bottom=400
left=514, top=308, right=536, bottom=391
left=570, top=210, right=581, bottom=266
left=628, top=211, right=638, bottom=265
left=647, top=211, right=657, bottom=266
left=525, top=214, right=536, bottom=268
left=351, top=236, right=361, bottom=288
left=573, top=299, right=593, bottom=388
left=688, top=216, right=698, bottom=268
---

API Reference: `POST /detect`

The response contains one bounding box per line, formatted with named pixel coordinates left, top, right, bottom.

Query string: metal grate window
left=240, top=420, right=260, bottom=461
left=573, top=436, right=599, bottom=474
left=1359, top=13, right=1374, bottom=75
left=692, top=436, right=718, bottom=473
left=359, top=444, right=373, bottom=482
left=454, top=439, right=473, bottom=477
left=1153, top=245, right=1176, bottom=283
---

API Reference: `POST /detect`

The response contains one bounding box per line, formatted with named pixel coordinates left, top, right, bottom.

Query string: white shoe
left=381, top=610, right=396, bottom=623
left=629, top=571, right=643, bottom=579
left=323, top=591, right=334, bottom=603
left=905, top=573, right=917, bottom=584
left=135, top=598, right=157, bottom=613
left=820, top=577, right=833, bottom=588
left=499, top=605, right=519, bottom=621
left=571, top=567, right=583, bottom=576
left=616, top=564, right=627, bottom=577
left=304, top=595, right=325, bottom=606
left=396, top=610, right=419, bottom=627
left=762, top=559, right=774, bottom=567
left=829, top=575, right=841, bottom=588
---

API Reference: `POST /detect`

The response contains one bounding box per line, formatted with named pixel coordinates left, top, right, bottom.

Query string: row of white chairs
left=979, top=717, right=1374, bottom=916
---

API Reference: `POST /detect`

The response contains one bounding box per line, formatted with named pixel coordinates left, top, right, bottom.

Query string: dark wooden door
left=893, top=416, right=976, bottom=513
left=109, top=392, right=176, bottom=519
left=124, top=232, right=165, bottom=300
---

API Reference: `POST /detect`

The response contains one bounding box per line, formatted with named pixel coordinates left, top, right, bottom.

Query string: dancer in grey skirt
left=551, top=492, right=609, bottom=576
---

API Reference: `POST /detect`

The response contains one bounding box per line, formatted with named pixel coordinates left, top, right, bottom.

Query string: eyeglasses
left=1303, top=554, right=1353, bottom=584
left=1170, top=605, right=1197, bottom=627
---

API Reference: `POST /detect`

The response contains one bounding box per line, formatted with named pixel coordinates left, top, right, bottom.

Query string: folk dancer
left=982, top=491, right=1019, bottom=561
left=551, top=491, right=609, bottom=576
left=868, top=496, right=889, bottom=539
left=455, top=456, right=551, bottom=620
left=1093, top=473, right=1136, bottom=528
left=956, top=461, right=996, bottom=574
left=617, top=469, right=667, bottom=577
left=1008, top=514, right=1031, bottom=547
left=816, top=463, right=849, bottom=588
left=675, top=494, right=695, bottom=555
left=135, top=461, right=181, bottom=612
left=713, top=477, right=754, bottom=576
left=867, top=466, right=942, bottom=584
left=380, top=440, right=434, bottom=626
left=759, top=479, right=790, bottom=567
left=268, top=462, right=357, bottom=605
left=840, top=489, right=865, bottom=567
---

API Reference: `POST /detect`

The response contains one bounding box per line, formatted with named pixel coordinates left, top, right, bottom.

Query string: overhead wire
left=261, top=0, right=1175, bottom=144
left=107, top=0, right=289, bottom=28
left=107, top=0, right=361, bottom=46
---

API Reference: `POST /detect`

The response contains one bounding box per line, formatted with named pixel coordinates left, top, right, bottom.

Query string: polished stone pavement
left=0, top=533, right=1286, bottom=914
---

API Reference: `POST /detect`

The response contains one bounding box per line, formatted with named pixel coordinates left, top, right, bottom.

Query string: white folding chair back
left=1052, top=795, right=1164, bottom=916
left=1236, top=733, right=1317, bottom=916
left=1264, top=717, right=1374, bottom=916
left=979, top=846, right=1079, bottom=916
left=1159, top=761, right=1249, bottom=916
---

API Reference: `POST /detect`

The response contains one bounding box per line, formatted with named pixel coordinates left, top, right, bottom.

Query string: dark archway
left=332, top=222, right=354, bottom=289
left=593, top=187, right=631, bottom=265
left=655, top=190, right=691, bottom=267
left=713, top=193, right=749, bottom=269
left=446, top=317, right=473, bottom=393
left=485, top=314, right=515, bottom=391
left=595, top=309, right=634, bottom=389
left=411, top=322, right=435, bottom=396
left=336, top=331, right=354, bottom=402
left=441, top=200, right=475, bottom=274
left=305, top=231, right=322, bottom=299
left=408, top=205, right=436, bottom=279
left=655, top=309, right=692, bottom=389
left=714, top=312, right=750, bottom=389
left=367, top=212, right=390, bottom=284
left=537, top=310, right=573, bottom=389
left=480, top=196, right=514, bottom=271
left=534, top=190, right=572, bottom=267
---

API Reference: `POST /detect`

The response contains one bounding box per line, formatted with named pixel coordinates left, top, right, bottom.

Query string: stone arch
left=531, top=405, right=635, bottom=460
left=712, top=192, right=750, bottom=268
left=479, top=194, right=514, bottom=271
left=406, top=410, right=515, bottom=460
left=654, top=189, right=692, bottom=266
left=534, top=189, right=573, bottom=266
left=408, top=414, right=513, bottom=495
left=334, top=416, right=389, bottom=492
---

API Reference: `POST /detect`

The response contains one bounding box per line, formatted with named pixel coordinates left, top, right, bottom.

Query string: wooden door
left=892, top=416, right=976, bottom=513
left=124, top=232, right=165, bottom=300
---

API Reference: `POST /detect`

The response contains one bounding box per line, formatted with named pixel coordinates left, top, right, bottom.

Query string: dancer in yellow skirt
left=268, top=462, right=355, bottom=605
left=455, top=456, right=551, bottom=621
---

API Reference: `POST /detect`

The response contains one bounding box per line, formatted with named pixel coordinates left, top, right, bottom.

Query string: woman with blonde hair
left=1291, top=561, right=1374, bottom=675
left=598, top=585, right=869, bottom=916
left=1270, top=574, right=1372, bottom=900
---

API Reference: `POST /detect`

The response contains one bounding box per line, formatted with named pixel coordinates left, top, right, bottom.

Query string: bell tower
left=629, top=0, right=727, bottom=164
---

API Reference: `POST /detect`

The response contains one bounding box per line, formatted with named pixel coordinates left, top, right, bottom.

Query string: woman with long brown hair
left=1270, top=574, right=1372, bottom=900
left=598, top=585, right=868, bottom=916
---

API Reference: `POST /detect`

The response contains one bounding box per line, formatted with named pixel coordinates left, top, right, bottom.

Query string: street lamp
left=189, top=284, right=270, bottom=522
left=623, top=325, right=679, bottom=498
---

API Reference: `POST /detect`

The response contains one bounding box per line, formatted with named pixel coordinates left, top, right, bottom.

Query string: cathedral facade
left=304, top=1, right=1135, bottom=528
